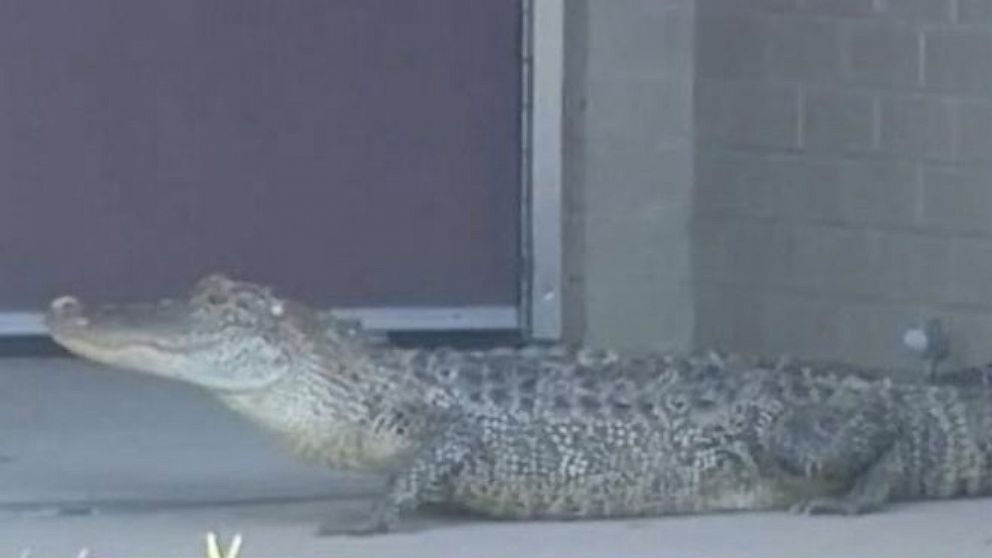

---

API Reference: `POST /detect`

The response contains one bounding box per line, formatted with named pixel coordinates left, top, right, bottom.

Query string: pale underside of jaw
left=53, top=329, right=289, bottom=395
left=53, top=327, right=220, bottom=356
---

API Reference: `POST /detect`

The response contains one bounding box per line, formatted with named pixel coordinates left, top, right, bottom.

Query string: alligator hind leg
left=791, top=448, right=902, bottom=515
left=769, top=402, right=902, bottom=515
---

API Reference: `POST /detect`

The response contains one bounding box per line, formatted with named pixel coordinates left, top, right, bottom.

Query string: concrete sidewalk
left=0, top=357, right=990, bottom=558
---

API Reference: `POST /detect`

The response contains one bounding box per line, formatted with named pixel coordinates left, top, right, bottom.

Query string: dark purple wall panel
left=0, top=1, right=521, bottom=308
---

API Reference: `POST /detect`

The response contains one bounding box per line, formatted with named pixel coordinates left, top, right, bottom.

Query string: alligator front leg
left=318, top=429, right=474, bottom=536
left=316, top=477, right=406, bottom=536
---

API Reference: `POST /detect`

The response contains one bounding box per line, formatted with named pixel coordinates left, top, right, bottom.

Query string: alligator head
left=45, top=274, right=332, bottom=393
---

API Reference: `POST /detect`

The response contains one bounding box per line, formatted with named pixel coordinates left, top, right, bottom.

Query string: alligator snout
left=51, top=295, right=82, bottom=314
left=46, top=295, right=89, bottom=328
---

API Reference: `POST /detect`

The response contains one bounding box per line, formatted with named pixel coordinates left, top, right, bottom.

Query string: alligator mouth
left=45, top=291, right=293, bottom=394
left=45, top=295, right=215, bottom=355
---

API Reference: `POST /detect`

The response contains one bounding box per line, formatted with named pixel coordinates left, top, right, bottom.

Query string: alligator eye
left=207, top=292, right=228, bottom=306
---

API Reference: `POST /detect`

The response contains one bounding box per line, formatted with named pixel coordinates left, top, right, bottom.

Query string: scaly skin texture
left=45, top=275, right=992, bottom=534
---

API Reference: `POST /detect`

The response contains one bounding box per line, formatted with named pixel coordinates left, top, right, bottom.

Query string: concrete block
left=882, top=0, right=953, bottom=22
left=697, top=0, right=798, bottom=16
left=920, top=166, right=992, bottom=233
left=765, top=17, right=845, bottom=82
left=847, top=24, right=921, bottom=88
left=658, top=5, right=696, bottom=77
left=802, top=88, right=877, bottom=154
left=692, top=219, right=795, bottom=287
left=759, top=292, right=850, bottom=361
left=584, top=142, right=693, bottom=222
left=696, top=16, right=769, bottom=79
left=924, top=29, right=992, bottom=95
left=723, top=82, right=801, bottom=149
left=790, top=225, right=875, bottom=295
left=958, top=0, right=992, bottom=23
left=955, top=100, right=992, bottom=165
left=798, top=0, right=880, bottom=18
left=939, top=311, right=992, bottom=367
left=584, top=278, right=694, bottom=351
left=878, top=95, right=955, bottom=162
left=585, top=212, right=692, bottom=291
left=694, top=79, right=728, bottom=143
left=691, top=220, right=731, bottom=283
left=587, top=0, right=694, bottom=79
left=585, top=76, right=692, bottom=147
left=840, top=160, right=921, bottom=227
left=693, top=284, right=766, bottom=351
left=870, top=232, right=951, bottom=301
left=766, top=155, right=846, bottom=223
left=948, top=237, right=992, bottom=305
left=583, top=200, right=694, bottom=355
left=694, top=150, right=777, bottom=218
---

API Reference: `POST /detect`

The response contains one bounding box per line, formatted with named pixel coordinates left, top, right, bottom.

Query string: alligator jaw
left=44, top=293, right=257, bottom=391
left=49, top=294, right=194, bottom=364
left=49, top=294, right=202, bottom=347
left=45, top=276, right=311, bottom=394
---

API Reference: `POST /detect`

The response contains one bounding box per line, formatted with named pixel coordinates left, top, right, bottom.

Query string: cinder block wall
left=693, top=0, right=992, bottom=370
left=562, top=0, right=696, bottom=351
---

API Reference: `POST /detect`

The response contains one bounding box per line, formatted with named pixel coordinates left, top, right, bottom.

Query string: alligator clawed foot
left=316, top=515, right=391, bottom=537
left=790, top=497, right=873, bottom=516
left=316, top=502, right=397, bottom=537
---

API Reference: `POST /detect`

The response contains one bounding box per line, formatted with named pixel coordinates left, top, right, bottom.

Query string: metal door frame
left=521, top=0, right=564, bottom=340
left=0, top=1, right=564, bottom=337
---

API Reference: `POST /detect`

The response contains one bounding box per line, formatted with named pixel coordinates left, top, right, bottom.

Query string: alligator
left=45, top=274, right=992, bottom=535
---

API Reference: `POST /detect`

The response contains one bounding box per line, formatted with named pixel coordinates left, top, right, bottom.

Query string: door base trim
left=0, top=306, right=519, bottom=336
